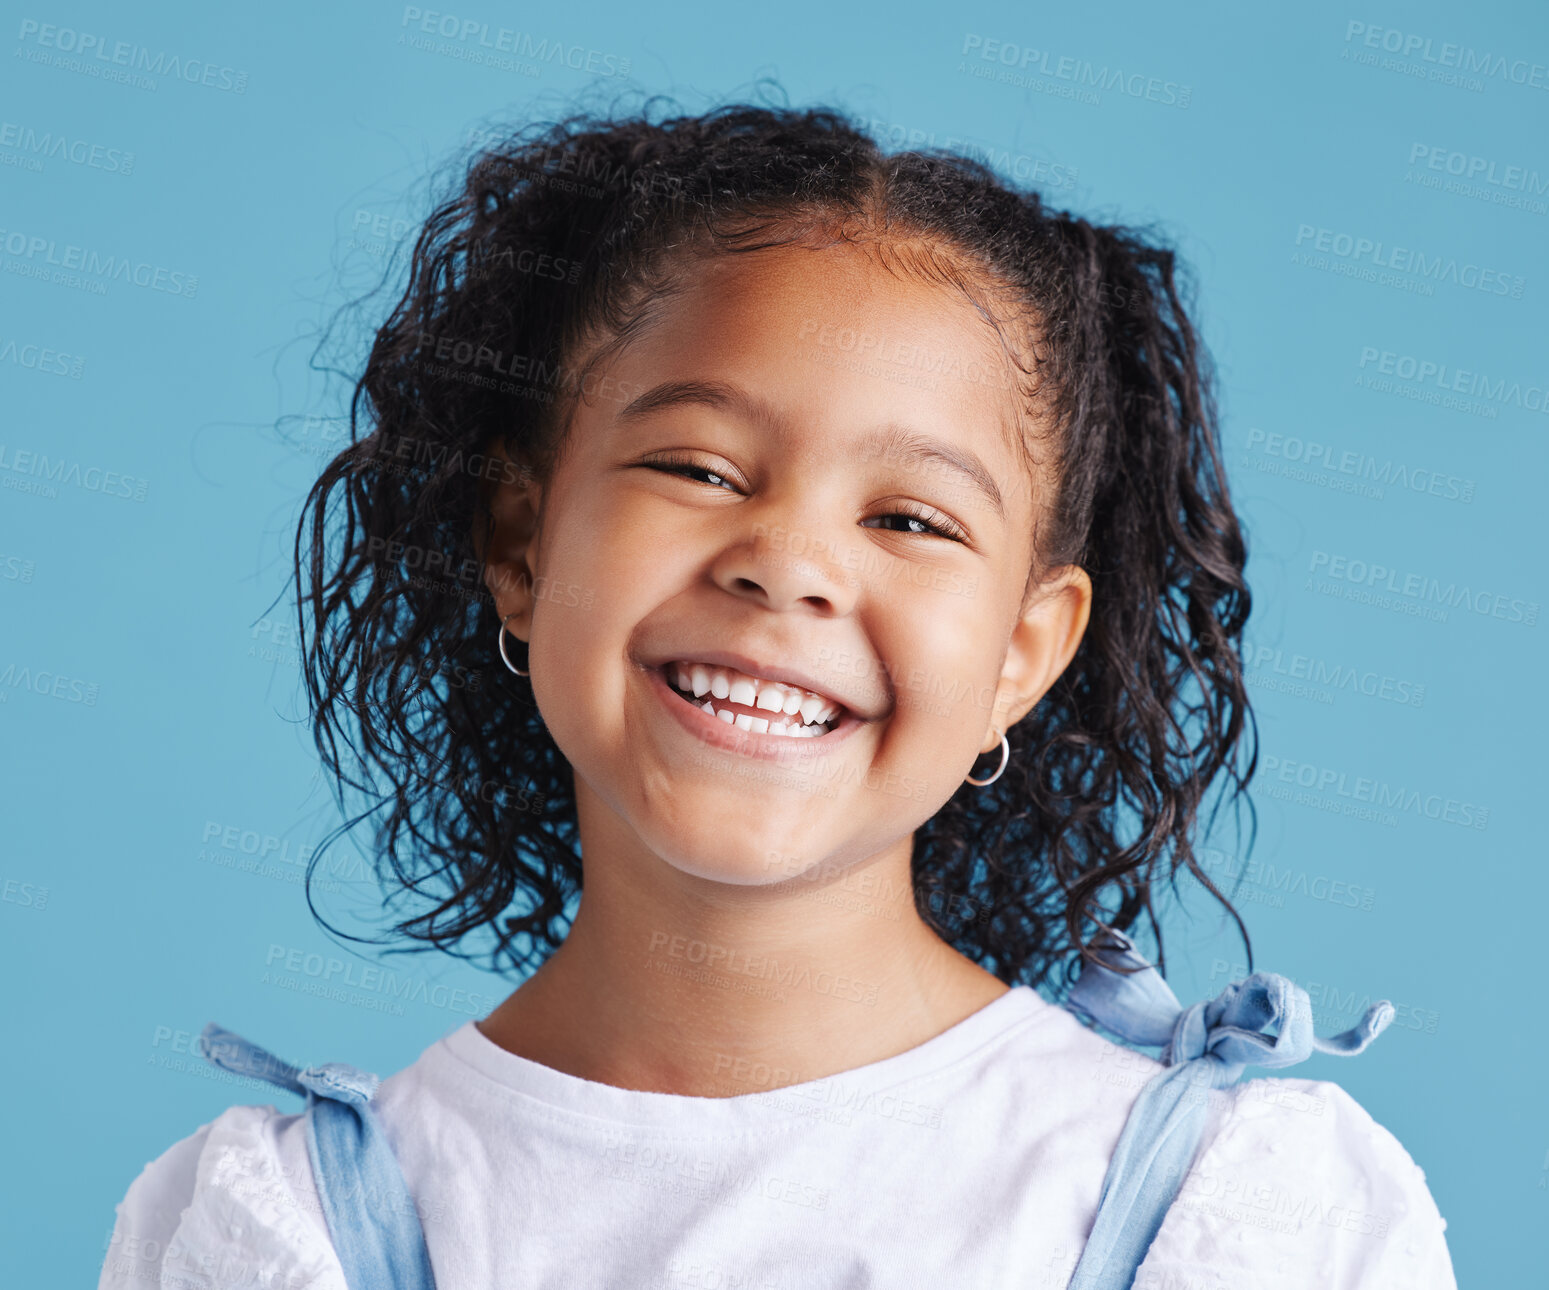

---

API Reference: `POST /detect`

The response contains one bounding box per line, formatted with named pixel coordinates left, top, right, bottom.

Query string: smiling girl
left=101, top=103, right=1455, bottom=1289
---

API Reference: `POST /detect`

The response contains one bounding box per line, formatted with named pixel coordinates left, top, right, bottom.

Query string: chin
left=640, top=816, right=816, bottom=888
left=664, top=856, right=789, bottom=887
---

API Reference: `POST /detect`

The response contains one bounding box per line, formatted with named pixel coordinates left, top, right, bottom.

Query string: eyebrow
left=617, top=379, right=1005, bottom=520
left=618, top=379, right=782, bottom=437
left=857, top=424, right=1005, bottom=521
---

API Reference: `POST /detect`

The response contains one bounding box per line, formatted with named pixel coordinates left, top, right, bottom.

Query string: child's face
left=487, top=242, right=1089, bottom=887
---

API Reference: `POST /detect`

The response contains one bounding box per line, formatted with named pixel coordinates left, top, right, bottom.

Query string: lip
left=645, top=661, right=862, bottom=761
left=641, top=648, right=862, bottom=717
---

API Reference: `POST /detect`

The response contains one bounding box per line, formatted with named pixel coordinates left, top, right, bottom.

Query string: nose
left=709, top=517, right=860, bottom=617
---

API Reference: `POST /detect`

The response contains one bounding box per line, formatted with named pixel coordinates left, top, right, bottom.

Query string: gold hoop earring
left=497, top=613, right=529, bottom=677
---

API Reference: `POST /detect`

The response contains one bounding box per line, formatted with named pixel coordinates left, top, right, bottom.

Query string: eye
left=638, top=455, right=966, bottom=542
left=862, top=506, right=967, bottom=543
left=640, top=454, right=740, bottom=491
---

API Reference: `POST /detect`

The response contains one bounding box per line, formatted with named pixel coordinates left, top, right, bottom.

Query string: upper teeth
left=671, top=662, right=841, bottom=732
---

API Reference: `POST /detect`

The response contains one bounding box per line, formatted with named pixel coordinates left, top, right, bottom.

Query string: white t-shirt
left=98, top=986, right=1457, bottom=1288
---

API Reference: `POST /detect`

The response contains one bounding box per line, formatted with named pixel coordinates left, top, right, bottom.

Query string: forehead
left=604, top=242, right=1034, bottom=472
left=659, top=242, right=1011, bottom=376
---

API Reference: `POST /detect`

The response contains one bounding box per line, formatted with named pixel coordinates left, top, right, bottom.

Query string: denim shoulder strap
left=1059, top=931, right=1394, bottom=1290
left=198, top=1022, right=436, bottom=1290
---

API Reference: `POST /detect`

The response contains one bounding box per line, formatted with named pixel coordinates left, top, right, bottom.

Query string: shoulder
left=98, top=1104, right=346, bottom=1290
left=1137, top=1075, right=1457, bottom=1289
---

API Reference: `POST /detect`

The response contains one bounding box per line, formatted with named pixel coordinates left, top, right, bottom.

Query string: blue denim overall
left=199, top=930, right=1392, bottom=1290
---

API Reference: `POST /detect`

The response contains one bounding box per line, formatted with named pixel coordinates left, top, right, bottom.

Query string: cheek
left=523, top=486, right=677, bottom=747
left=880, top=590, right=998, bottom=735
left=523, top=492, right=627, bottom=740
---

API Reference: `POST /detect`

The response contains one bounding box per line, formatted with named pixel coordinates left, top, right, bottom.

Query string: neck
left=477, top=792, right=1008, bottom=1097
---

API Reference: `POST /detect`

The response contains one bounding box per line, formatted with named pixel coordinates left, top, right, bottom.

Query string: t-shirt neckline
left=438, top=984, right=1049, bottom=1130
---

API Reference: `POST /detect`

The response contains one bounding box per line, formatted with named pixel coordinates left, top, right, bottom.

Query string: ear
left=473, top=443, right=545, bottom=641
left=978, top=565, right=1092, bottom=753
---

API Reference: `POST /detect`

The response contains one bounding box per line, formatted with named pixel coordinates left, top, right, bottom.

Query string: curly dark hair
left=295, top=94, right=1259, bottom=994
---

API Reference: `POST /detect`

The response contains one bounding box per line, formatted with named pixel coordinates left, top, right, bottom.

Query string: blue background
left=2, top=0, right=1544, bottom=1282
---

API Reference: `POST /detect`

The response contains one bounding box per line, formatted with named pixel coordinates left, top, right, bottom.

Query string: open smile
left=662, top=659, right=843, bottom=736
left=645, top=659, right=860, bottom=756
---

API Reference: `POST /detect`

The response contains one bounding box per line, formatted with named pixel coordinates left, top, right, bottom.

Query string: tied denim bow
left=200, top=1022, right=381, bottom=1105
left=1059, top=929, right=1394, bottom=1290
left=198, top=1022, right=437, bottom=1290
